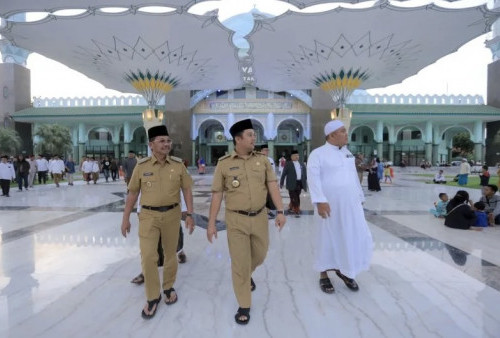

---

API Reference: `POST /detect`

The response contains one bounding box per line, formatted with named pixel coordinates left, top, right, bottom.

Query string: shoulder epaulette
left=170, top=156, right=183, bottom=163
left=138, top=157, right=150, bottom=164
left=218, top=154, right=231, bottom=161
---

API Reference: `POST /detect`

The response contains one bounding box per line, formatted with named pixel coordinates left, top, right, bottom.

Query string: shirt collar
left=325, top=141, right=344, bottom=150
left=230, top=150, right=257, bottom=159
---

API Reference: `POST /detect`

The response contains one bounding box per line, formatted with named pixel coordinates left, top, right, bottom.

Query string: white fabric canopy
left=250, top=3, right=494, bottom=91
left=0, top=1, right=496, bottom=94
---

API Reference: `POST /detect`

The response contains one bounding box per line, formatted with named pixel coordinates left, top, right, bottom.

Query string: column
left=191, top=140, right=196, bottom=168
left=388, top=144, right=395, bottom=163
left=227, top=141, right=234, bottom=154
left=268, top=140, right=275, bottom=160
left=432, top=145, right=439, bottom=165
left=447, top=147, right=453, bottom=162
left=124, top=143, right=130, bottom=156
left=425, top=143, right=432, bottom=162
left=114, top=144, right=120, bottom=159
left=78, top=143, right=85, bottom=161
left=306, top=140, right=311, bottom=159
left=73, top=145, right=79, bottom=160
left=377, top=142, right=383, bottom=160
left=474, top=143, right=483, bottom=163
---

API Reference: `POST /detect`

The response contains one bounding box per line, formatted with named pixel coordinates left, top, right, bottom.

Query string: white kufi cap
left=324, top=120, right=345, bottom=136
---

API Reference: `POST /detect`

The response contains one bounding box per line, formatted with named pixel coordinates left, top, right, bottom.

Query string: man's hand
left=185, top=215, right=195, bottom=235
left=207, top=223, right=217, bottom=243
left=317, top=203, right=331, bottom=219
left=121, top=219, right=131, bottom=237
left=275, top=213, right=286, bottom=231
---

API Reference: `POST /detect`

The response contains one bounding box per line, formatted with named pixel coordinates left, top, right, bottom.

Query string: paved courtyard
left=1, top=169, right=499, bottom=337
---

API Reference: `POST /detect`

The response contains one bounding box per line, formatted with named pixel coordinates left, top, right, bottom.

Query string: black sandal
left=178, top=252, right=187, bottom=264
left=131, top=273, right=144, bottom=285
left=335, top=270, right=359, bottom=291
left=251, top=278, right=256, bottom=292
left=141, top=295, right=161, bottom=319
left=164, top=288, right=178, bottom=305
left=235, top=307, right=250, bottom=325
left=319, top=277, right=335, bottom=294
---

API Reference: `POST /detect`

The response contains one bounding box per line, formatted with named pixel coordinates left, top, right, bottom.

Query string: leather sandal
left=235, top=307, right=250, bottom=325
left=141, top=295, right=161, bottom=319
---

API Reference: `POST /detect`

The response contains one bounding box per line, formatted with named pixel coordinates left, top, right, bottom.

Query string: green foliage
left=452, top=132, right=474, bottom=157
left=0, top=127, right=22, bottom=155
left=35, top=124, right=72, bottom=156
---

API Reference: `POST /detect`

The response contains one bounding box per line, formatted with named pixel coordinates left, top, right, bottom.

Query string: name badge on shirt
left=229, top=167, right=239, bottom=171
left=346, top=154, right=354, bottom=158
left=143, top=172, right=154, bottom=176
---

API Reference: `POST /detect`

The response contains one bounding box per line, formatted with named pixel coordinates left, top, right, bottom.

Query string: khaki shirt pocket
left=225, top=169, right=245, bottom=192
left=250, top=163, right=266, bottom=182
left=141, top=176, right=158, bottom=193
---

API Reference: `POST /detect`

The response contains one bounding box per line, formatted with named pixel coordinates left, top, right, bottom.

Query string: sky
left=21, top=0, right=494, bottom=100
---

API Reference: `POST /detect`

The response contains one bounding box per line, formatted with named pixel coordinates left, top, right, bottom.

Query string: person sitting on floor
left=433, top=170, right=447, bottom=184
left=444, top=190, right=476, bottom=230
left=473, top=201, right=489, bottom=228
left=430, top=193, right=448, bottom=218
left=479, top=184, right=500, bottom=226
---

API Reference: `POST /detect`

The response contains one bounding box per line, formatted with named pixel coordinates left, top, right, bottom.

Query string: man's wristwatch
left=186, top=213, right=193, bottom=217
left=276, top=210, right=285, bottom=215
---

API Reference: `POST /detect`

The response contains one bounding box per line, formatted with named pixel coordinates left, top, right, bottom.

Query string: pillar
left=268, top=140, right=275, bottom=160
left=78, top=143, right=85, bottom=161
left=124, top=143, right=130, bottom=156
left=425, top=143, right=432, bottom=162
left=114, top=144, right=120, bottom=160
left=432, top=144, right=439, bottom=165
left=306, top=140, right=311, bottom=159
left=227, top=141, right=234, bottom=154
left=388, top=144, right=395, bottom=163
left=474, top=143, right=483, bottom=163
left=191, top=140, right=196, bottom=168
left=73, top=145, right=79, bottom=161
left=376, top=142, right=383, bottom=160
left=448, top=148, right=453, bottom=162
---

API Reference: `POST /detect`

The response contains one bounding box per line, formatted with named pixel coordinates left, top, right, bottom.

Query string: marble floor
left=1, top=171, right=499, bottom=338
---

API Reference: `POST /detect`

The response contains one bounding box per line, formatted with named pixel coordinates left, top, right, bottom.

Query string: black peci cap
left=229, top=119, right=253, bottom=138
left=148, top=125, right=169, bottom=139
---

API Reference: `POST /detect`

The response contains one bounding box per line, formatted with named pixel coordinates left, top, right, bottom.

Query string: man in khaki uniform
left=207, top=119, right=286, bottom=325
left=121, top=125, right=194, bottom=320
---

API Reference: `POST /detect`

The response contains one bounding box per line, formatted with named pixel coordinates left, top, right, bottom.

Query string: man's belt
left=141, top=203, right=179, bottom=212
left=231, top=207, right=265, bottom=217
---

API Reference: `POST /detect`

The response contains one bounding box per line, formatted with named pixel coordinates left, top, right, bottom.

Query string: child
left=473, top=201, right=488, bottom=227
left=384, top=165, right=392, bottom=183
left=430, top=193, right=448, bottom=218
left=479, top=165, right=490, bottom=186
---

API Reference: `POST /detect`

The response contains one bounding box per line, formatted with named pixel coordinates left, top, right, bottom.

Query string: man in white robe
left=307, top=120, right=373, bottom=293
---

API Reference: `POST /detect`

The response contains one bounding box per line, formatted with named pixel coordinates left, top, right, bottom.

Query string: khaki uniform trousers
left=226, top=209, right=269, bottom=308
left=139, top=206, right=181, bottom=301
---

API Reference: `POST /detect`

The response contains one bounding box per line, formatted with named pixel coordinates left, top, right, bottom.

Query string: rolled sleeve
left=127, top=166, right=141, bottom=193
left=211, top=163, right=224, bottom=192
left=265, top=158, right=277, bottom=182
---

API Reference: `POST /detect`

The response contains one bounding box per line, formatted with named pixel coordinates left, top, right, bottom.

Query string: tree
left=35, top=124, right=72, bottom=156
left=452, top=132, right=474, bottom=157
left=0, top=127, right=22, bottom=155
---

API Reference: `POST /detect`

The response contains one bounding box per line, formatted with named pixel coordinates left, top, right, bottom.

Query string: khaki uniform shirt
left=128, top=155, right=192, bottom=207
left=211, top=151, right=276, bottom=211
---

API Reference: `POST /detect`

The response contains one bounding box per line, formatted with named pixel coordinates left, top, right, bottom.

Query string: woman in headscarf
left=367, top=157, right=381, bottom=192
left=444, top=190, right=476, bottom=230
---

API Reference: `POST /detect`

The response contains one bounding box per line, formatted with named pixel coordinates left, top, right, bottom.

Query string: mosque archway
left=275, top=119, right=305, bottom=161
left=349, top=125, right=375, bottom=158
left=197, top=119, right=227, bottom=165
left=86, top=127, right=113, bottom=159
left=442, top=126, right=473, bottom=163
left=395, top=126, right=425, bottom=166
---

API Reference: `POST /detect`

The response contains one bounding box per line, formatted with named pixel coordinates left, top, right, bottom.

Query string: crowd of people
left=0, top=151, right=146, bottom=194
left=429, top=184, right=500, bottom=229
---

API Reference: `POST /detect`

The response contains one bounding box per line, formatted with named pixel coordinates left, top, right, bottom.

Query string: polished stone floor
left=1, top=170, right=499, bottom=338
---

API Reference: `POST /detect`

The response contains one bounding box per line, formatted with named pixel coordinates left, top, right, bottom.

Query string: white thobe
left=307, top=142, right=373, bottom=278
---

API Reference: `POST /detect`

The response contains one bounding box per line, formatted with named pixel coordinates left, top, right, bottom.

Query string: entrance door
left=210, top=145, right=228, bottom=165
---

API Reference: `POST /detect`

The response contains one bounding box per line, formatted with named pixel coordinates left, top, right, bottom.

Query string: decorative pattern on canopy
left=249, top=3, right=496, bottom=91
left=0, top=1, right=497, bottom=95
